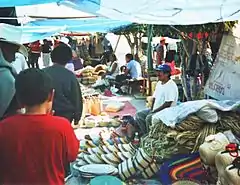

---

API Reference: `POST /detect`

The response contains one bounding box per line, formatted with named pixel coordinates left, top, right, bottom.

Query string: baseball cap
left=155, top=64, right=171, bottom=73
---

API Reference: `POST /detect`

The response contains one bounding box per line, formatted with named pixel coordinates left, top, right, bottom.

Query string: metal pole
left=147, top=24, right=153, bottom=72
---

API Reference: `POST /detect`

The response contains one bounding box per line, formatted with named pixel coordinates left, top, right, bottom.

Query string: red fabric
left=0, top=114, right=79, bottom=185
left=166, top=61, right=181, bottom=76
left=30, top=41, right=41, bottom=53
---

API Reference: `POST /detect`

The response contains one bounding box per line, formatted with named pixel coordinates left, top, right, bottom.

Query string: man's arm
left=70, top=78, right=83, bottom=124
left=151, top=101, right=172, bottom=114
left=0, top=71, right=15, bottom=118
left=125, top=62, right=131, bottom=76
left=64, top=123, right=79, bottom=162
left=151, top=98, right=155, bottom=111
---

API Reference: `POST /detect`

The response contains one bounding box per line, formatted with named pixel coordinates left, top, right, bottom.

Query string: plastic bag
left=90, top=97, right=102, bottom=116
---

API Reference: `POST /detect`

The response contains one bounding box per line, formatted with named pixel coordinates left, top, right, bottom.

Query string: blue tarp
left=25, top=17, right=130, bottom=32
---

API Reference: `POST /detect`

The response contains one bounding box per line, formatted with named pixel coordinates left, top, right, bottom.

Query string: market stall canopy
left=64, top=0, right=240, bottom=25
left=1, top=0, right=240, bottom=25
left=141, top=37, right=181, bottom=44
left=0, top=23, right=63, bottom=44
left=14, top=3, right=130, bottom=33
left=24, top=18, right=130, bottom=33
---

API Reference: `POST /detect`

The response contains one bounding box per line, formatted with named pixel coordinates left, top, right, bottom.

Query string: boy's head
left=15, top=68, right=54, bottom=113
left=51, top=44, right=72, bottom=65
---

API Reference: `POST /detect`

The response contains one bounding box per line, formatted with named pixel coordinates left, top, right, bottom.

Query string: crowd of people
left=0, top=32, right=181, bottom=184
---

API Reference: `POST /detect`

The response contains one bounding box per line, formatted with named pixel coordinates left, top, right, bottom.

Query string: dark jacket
left=0, top=50, right=19, bottom=120
left=43, top=64, right=83, bottom=122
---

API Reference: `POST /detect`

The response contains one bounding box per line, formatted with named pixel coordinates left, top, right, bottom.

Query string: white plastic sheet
left=152, top=100, right=240, bottom=127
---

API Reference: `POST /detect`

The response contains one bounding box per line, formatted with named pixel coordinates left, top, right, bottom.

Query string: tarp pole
left=147, top=24, right=153, bottom=71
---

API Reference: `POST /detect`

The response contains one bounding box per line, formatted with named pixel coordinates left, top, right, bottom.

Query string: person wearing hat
left=0, top=37, right=28, bottom=120
left=155, top=37, right=167, bottom=65
left=135, top=64, right=178, bottom=135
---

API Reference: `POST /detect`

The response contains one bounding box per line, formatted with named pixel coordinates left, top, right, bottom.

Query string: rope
left=141, top=111, right=240, bottom=160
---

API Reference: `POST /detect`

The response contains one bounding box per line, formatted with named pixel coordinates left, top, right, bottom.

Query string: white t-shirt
left=65, top=63, right=75, bottom=72
left=152, top=79, right=178, bottom=111
left=11, top=52, right=28, bottom=74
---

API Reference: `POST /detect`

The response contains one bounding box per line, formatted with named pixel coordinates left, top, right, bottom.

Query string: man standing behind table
left=0, top=69, right=79, bottom=185
left=135, top=64, right=178, bottom=135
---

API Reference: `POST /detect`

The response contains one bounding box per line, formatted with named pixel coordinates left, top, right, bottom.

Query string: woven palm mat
left=141, top=111, right=240, bottom=161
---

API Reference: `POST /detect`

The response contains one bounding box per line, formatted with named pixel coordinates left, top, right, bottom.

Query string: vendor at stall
left=135, top=64, right=179, bottom=135
left=44, top=44, right=83, bottom=125
left=0, top=69, right=78, bottom=185
left=104, top=53, right=120, bottom=79
left=116, top=53, right=142, bottom=82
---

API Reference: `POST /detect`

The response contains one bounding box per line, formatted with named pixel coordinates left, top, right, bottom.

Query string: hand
left=74, top=120, right=79, bottom=125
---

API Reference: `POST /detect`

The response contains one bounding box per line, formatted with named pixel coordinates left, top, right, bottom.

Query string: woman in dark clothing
left=43, top=44, right=83, bottom=125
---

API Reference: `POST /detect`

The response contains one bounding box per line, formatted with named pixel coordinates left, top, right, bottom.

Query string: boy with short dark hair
left=0, top=68, right=79, bottom=185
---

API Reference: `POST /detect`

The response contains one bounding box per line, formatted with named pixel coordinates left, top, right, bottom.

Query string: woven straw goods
left=117, top=152, right=134, bottom=162
left=142, top=111, right=240, bottom=159
left=199, top=133, right=229, bottom=166
left=225, top=165, right=240, bottom=185
left=133, top=148, right=153, bottom=171
left=101, top=152, right=121, bottom=167
left=141, top=161, right=160, bottom=179
left=215, top=151, right=235, bottom=178
left=83, top=153, right=105, bottom=164
left=118, top=158, right=137, bottom=181
left=87, top=146, right=105, bottom=155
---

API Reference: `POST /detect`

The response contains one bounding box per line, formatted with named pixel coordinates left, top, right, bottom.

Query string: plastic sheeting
left=1, top=0, right=240, bottom=25
left=20, top=26, right=64, bottom=43
left=25, top=18, right=130, bottom=32
left=65, top=0, right=240, bottom=25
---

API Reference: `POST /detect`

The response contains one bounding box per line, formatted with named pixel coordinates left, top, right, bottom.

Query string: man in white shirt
left=135, top=64, right=178, bottom=135
left=11, top=52, right=28, bottom=74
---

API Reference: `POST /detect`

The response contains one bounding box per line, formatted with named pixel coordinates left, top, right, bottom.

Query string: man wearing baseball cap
left=135, top=64, right=178, bottom=135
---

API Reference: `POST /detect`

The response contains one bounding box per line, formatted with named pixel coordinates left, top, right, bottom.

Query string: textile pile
left=141, top=111, right=240, bottom=161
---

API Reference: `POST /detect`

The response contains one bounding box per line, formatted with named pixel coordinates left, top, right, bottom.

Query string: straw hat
left=118, top=143, right=136, bottom=154
left=199, top=133, right=229, bottom=166
left=88, top=146, right=104, bottom=155
left=83, top=153, right=104, bottom=164
left=0, top=23, right=28, bottom=58
left=117, top=152, right=134, bottom=162
left=101, top=152, right=121, bottom=167
left=118, top=158, right=137, bottom=181
left=215, top=151, right=235, bottom=179
left=141, top=161, right=160, bottom=179
left=133, top=148, right=153, bottom=171
left=102, top=144, right=119, bottom=154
